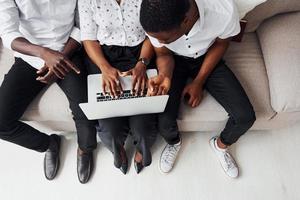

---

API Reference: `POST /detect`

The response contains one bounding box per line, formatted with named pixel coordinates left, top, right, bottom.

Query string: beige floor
left=0, top=122, right=299, bottom=200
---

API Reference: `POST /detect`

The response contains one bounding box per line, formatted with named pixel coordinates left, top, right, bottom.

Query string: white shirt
left=148, top=0, right=241, bottom=58
left=0, top=0, right=80, bottom=69
left=78, top=0, right=145, bottom=47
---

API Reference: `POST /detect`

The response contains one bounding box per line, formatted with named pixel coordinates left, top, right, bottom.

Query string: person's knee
left=131, top=120, right=156, bottom=137
left=0, top=114, right=16, bottom=136
left=98, top=119, right=125, bottom=138
left=234, top=106, right=256, bottom=128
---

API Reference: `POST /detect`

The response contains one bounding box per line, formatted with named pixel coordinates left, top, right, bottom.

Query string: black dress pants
left=0, top=50, right=97, bottom=153
left=159, top=55, right=256, bottom=146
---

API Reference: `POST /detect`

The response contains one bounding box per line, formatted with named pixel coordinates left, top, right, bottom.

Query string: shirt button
left=188, top=45, right=191, bottom=48
left=186, top=38, right=189, bottom=40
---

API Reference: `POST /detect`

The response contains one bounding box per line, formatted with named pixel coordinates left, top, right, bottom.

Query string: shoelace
left=163, top=145, right=179, bottom=164
left=223, top=151, right=235, bottom=171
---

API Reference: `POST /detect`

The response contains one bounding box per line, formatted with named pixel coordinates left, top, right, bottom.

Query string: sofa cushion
left=245, top=0, right=300, bottom=32
left=234, top=0, right=267, bottom=19
left=22, top=83, right=73, bottom=122
left=178, top=33, right=276, bottom=125
left=257, top=12, right=300, bottom=112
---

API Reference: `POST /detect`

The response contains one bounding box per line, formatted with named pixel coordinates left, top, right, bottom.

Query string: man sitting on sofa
left=141, top=0, right=256, bottom=178
left=0, top=0, right=97, bottom=183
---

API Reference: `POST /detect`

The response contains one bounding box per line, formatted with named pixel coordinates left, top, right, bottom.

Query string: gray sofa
left=0, top=0, right=299, bottom=133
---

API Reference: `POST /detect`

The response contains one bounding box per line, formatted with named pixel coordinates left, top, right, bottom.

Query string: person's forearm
left=138, top=38, right=154, bottom=61
left=156, top=55, right=174, bottom=79
left=194, top=38, right=231, bottom=86
left=82, top=40, right=112, bottom=71
left=61, top=37, right=81, bottom=58
left=11, top=37, right=45, bottom=58
left=155, top=47, right=175, bottom=79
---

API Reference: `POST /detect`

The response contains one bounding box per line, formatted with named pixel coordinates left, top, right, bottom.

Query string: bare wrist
left=39, top=47, right=49, bottom=60
left=99, top=64, right=112, bottom=72
left=193, top=78, right=204, bottom=87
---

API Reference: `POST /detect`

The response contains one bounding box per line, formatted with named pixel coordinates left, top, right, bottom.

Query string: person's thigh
left=0, top=58, right=49, bottom=151
left=0, top=58, right=47, bottom=126
left=57, top=50, right=89, bottom=110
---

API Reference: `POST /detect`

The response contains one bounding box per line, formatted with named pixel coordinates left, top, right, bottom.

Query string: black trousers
left=86, top=44, right=158, bottom=166
left=0, top=50, right=97, bottom=153
left=160, top=55, right=256, bottom=146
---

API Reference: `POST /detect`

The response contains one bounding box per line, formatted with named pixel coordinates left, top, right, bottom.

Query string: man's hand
left=36, top=65, right=57, bottom=84
left=147, top=74, right=171, bottom=96
left=121, top=63, right=147, bottom=96
left=102, top=66, right=123, bottom=98
left=182, top=80, right=204, bottom=108
left=40, top=48, right=80, bottom=79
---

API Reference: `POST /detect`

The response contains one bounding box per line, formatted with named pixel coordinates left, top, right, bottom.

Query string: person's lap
left=0, top=50, right=97, bottom=152
left=0, top=58, right=50, bottom=152
left=160, top=55, right=255, bottom=144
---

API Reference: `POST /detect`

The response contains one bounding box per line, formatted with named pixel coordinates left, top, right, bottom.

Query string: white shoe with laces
left=209, top=136, right=239, bottom=178
left=159, top=140, right=182, bottom=173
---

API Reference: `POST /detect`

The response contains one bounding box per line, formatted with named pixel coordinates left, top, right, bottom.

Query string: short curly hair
left=140, top=0, right=191, bottom=33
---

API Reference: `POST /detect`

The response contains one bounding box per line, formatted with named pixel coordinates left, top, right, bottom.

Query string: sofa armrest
left=245, top=0, right=300, bottom=32
left=257, top=12, right=300, bottom=112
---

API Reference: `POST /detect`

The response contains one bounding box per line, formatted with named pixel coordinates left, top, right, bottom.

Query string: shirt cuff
left=1, top=32, right=24, bottom=50
left=80, top=33, right=98, bottom=41
left=70, top=27, right=81, bottom=44
left=219, top=24, right=241, bottom=39
left=147, top=34, right=164, bottom=48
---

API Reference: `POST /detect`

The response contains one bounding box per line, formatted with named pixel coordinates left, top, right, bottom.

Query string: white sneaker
left=209, top=136, right=239, bottom=178
left=159, top=140, right=182, bottom=173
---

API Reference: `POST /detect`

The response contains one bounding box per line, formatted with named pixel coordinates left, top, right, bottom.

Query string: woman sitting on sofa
left=78, top=0, right=158, bottom=174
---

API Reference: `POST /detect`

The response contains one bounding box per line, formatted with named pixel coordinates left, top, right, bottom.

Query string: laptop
left=79, top=69, right=169, bottom=120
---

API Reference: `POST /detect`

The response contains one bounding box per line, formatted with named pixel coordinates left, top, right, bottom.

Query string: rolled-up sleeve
left=218, top=1, right=241, bottom=39
left=70, top=6, right=81, bottom=43
left=0, top=0, right=24, bottom=50
left=78, top=0, right=98, bottom=41
left=147, top=34, right=164, bottom=48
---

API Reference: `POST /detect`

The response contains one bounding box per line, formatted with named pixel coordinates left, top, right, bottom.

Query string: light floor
left=0, top=123, right=300, bottom=200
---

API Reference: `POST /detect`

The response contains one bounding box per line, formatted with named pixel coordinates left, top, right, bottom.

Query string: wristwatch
left=137, top=58, right=150, bottom=67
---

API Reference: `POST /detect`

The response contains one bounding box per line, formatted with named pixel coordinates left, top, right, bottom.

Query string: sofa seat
left=0, top=33, right=278, bottom=132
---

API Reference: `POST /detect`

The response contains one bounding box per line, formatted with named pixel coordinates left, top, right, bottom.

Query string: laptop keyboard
left=96, top=90, right=147, bottom=102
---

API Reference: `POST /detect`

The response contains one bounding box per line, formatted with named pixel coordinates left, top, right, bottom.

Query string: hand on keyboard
left=120, top=62, right=148, bottom=97
left=101, top=66, right=123, bottom=98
